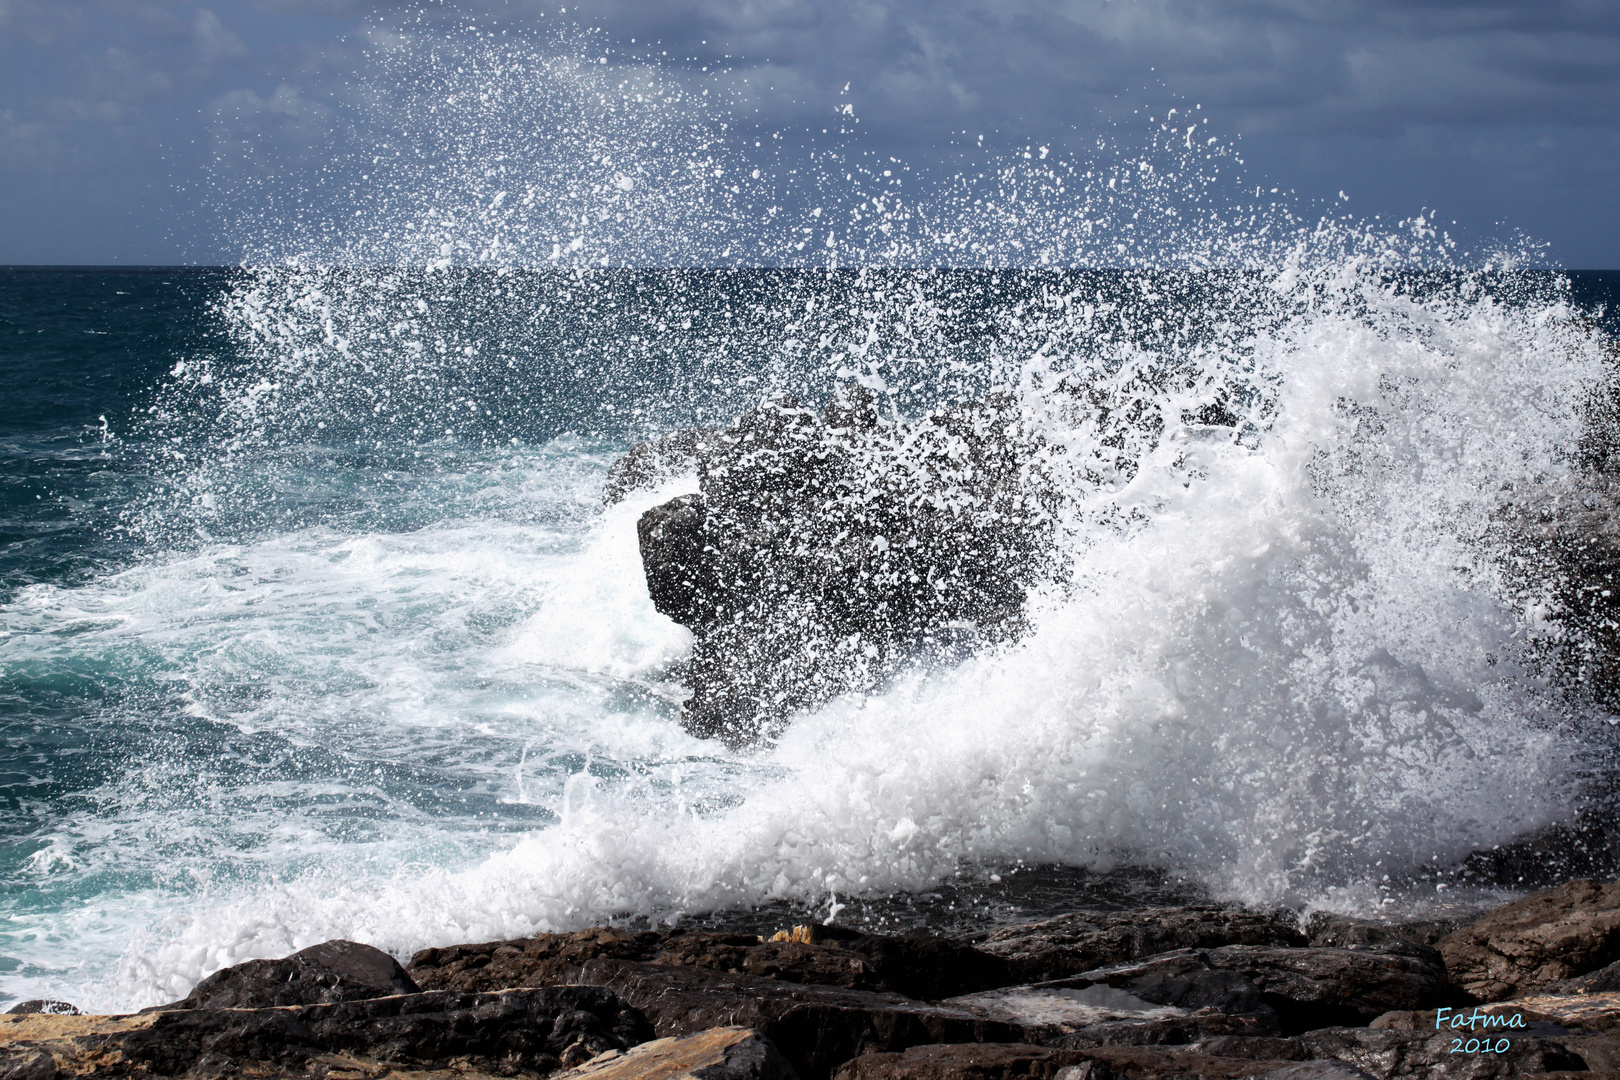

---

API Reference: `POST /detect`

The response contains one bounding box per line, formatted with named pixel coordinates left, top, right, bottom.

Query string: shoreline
left=6, top=877, right=1620, bottom=1079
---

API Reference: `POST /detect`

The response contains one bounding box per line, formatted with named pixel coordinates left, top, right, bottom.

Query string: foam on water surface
left=2, top=19, right=1617, bottom=1013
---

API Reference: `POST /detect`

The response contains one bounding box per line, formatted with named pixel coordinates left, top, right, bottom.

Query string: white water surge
left=2, top=20, right=1614, bottom=1013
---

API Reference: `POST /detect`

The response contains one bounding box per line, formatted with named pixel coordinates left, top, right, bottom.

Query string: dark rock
left=1439, top=878, right=1620, bottom=1001
left=408, top=925, right=1010, bottom=1001
left=1560, top=1032, right=1620, bottom=1075
left=0, top=986, right=652, bottom=1078
left=568, top=957, right=1023, bottom=1080
left=604, top=428, right=721, bottom=505
left=829, top=1043, right=1092, bottom=1080
left=0, top=1050, right=58, bottom=1080
left=1186, top=1036, right=1311, bottom=1061
left=161, top=938, right=420, bottom=1010
left=1259, top=1064, right=1377, bottom=1080
left=833, top=1041, right=1309, bottom=1080
left=945, top=983, right=1280, bottom=1046
left=1049, top=1012, right=1284, bottom=1050
left=828, top=1043, right=1093, bottom=1080
left=626, top=389, right=1057, bottom=745
left=1496, top=990, right=1620, bottom=1033
left=978, top=906, right=1307, bottom=984
left=410, top=925, right=670, bottom=992
left=638, top=494, right=721, bottom=628
left=563, top=1026, right=800, bottom=1080
left=1294, top=1026, right=1589, bottom=1079
left=1559, top=958, right=1620, bottom=995
left=1305, top=915, right=1463, bottom=950
left=3, top=1002, right=78, bottom=1017
left=1067, top=945, right=1450, bottom=1034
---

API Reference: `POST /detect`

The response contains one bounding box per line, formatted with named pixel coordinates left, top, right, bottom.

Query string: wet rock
left=626, top=390, right=1057, bottom=745
left=1560, top=1032, right=1620, bottom=1075
left=161, top=939, right=420, bottom=1010
left=3, top=1002, right=79, bottom=1016
left=1503, top=991, right=1620, bottom=1033
left=1294, top=1027, right=1589, bottom=1079
left=1439, top=878, right=1620, bottom=1001
left=1067, top=944, right=1449, bottom=1034
left=410, top=925, right=670, bottom=992
left=944, top=983, right=1279, bottom=1046
left=1049, top=1012, right=1285, bottom=1051
left=977, top=906, right=1307, bottom=984
left=1305, top=915, right=1464, bottom=950
left=1558, top=958, right=1620, bottom=995
left=1259, top=1064, right=1377, bottom=1080
left=0, top=986, right=653, bottom=1078
left=832, top=1041, right=1308, bottom=1080
left=563, top=1026, right=799, bottom=1080
left=604, top=428, right=721, bottom=506
left=567, top=958, right=1023, bottom=1080
left=408, top=925, right=1009, bottom=1001
left=1185, top=1036, right=1311, bottom=1061
left=828, top=1043, right=1092, bottom=1080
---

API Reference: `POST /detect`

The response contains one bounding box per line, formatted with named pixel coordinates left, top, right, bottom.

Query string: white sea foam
left=3, top=20, right=1615, bottom=1014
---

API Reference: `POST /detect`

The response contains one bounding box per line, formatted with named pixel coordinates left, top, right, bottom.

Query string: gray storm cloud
left=0, top=0, right=1615, bottom=264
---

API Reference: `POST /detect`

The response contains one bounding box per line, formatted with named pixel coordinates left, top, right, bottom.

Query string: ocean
left=2, top=262, right=1618, bottom=1012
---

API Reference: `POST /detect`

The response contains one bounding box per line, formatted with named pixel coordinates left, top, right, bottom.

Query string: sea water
left=3, top=25, right=1620, bottom=1013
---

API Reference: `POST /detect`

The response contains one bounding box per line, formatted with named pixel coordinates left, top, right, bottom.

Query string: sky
left=1, top=0, right=1616, bottom=267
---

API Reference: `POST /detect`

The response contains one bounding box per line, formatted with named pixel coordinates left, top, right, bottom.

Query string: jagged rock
left=1185, top=1036, right=1311, bottom=1061
left=828, top=1043, right=1092, bottom=1080
left=0, top=986, right=653, bottom=1078
left=562, top=1026, right=799, bottom=1080
left=160, top=938, right=420, bottom=1010
left=1066, top=945, right=1450, bottom=1034
left=1559, top=958, right=1620, bottom=995
left=604, top=428, right=721, bottom=505
left=1294, top=1027, right=1589, bottom=1079
left=565, top=958, right=1023, bottom=1080
left=977, top=907, right=1308, bottom=985
left=3, top=1002, right=79, bottom=1016
left=1439, top=878, right=1620, bottom=1001
left=1260, top=1065, right=1377, bottom=1080
left=1048, top=1011, right=1284, bottom=1050
left=831, top=1041, right=1305, bottom=1080
left=944, top=983, right=1279, bottom=1046
left=1305, top=915, right=1463, bottom=950
left=1505, top=990, right=1620, bottom=1033
left=1561, top=1032, right=1620, bottom=1075
left=408, top=925, right=1010, bottom=1001
left=626, top=389, right=1057, bottom=744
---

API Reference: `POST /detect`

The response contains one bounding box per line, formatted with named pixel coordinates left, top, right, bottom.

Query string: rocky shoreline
left=8, top=879, right=1620, bottom=1080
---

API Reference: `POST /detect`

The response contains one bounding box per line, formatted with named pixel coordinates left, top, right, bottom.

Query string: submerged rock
left=623, top=387, right=1058, bottom=745
left=1439, top=877, right=1620, bottom=1001
left=160, top=938, right=420, bottom=1010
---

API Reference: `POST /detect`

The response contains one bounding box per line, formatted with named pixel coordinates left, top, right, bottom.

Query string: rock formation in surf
left=610, top=385, right=1058, bottom=745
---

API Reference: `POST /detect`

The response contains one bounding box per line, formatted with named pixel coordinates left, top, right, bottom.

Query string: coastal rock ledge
left=10, top=884, right=1620, bottom=1080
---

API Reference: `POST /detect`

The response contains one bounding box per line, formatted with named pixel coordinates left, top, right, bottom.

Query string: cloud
left=193, top=8, right=247, bottom=67
left=0, top=0, right=1617, bottom=263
